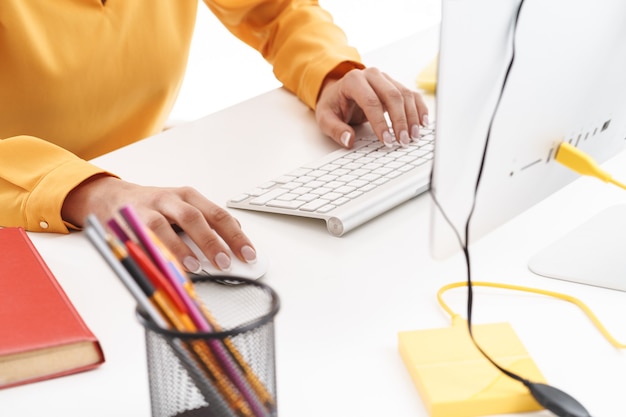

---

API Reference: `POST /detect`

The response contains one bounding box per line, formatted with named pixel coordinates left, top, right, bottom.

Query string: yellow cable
left=608, top=177, right=626, bottom=191
left=435, top=144, right=626, bottom=346
left=555, top=142, right=626, bottom=190
left=437, top=281, right=625, bottom=349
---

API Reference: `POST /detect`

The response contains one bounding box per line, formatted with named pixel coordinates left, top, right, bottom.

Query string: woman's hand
left=62, top=175, right=256, bottom=274
left=315, top=67, right=429, bottom=148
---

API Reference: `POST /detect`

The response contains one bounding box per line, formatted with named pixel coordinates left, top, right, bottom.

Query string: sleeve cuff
left=26, top=160, right=117, bottom=233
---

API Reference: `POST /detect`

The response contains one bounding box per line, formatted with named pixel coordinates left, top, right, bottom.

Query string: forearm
left=204, top=0, right=363, bottom=109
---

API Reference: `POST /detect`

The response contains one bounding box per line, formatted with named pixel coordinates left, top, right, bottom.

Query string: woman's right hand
left=62, top=175, right=257, bottom=273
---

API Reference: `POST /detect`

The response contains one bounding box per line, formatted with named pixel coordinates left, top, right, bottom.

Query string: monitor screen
left=429, top=0, right=626, bottom=288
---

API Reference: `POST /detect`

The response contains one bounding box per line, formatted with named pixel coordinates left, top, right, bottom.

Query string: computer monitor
left=429, top=0, right=626, bottom=290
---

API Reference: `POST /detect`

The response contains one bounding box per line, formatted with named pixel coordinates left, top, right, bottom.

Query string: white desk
left=3, top=25, right=626, bottom=416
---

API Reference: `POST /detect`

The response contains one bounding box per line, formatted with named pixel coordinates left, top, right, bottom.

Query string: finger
left=315, top=106, right=357, bottom=148
left=335, top=69, right=395, bottom=147
left=384, top=74, right=430, bottom=140
left=183, top=188, right=257, bottom=265
left=141, top=208, right=209, bottom=274
left=315, top=78, right=363, bottom=148
left=417, top=95, right=430, bottom=127
left=359, top=69, right=415, bottom=147
left=150, top=188, right=233, bottom=272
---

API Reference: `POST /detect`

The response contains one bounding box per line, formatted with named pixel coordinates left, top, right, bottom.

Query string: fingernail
left=340, top=131, right=351, bottom=147
left=183, top=256, right=202, bottom=274
left=215, top=252, right=232, bottom=271
left=383, top=130, right=394, bottom=147
left=422, top=114, right=430, bottom=126
left=399, top=130, right=411, bottom=148
left=411, top=124, right=421, bottom=139
left=241, top=245, right=257, bottom=263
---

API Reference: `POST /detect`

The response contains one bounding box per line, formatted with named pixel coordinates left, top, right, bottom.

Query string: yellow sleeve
left=0, top=136, right=115, bottom=233
left=203, top=0, right=365, bottom=109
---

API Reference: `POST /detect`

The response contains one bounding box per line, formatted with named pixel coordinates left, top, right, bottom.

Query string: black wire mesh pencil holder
left=137, top=276, right=280, bottom=417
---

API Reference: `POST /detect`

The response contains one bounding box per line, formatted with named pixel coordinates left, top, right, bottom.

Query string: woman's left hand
left=315, top=67, right=429, bottom=149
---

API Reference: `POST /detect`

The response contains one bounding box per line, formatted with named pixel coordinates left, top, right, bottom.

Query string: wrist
left=62, top=174, right=119, bottom=228
left=317, top=61, right=365, bottom=105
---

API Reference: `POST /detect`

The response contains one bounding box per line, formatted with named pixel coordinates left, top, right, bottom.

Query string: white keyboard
left=227, top=125, right=435, bottom=236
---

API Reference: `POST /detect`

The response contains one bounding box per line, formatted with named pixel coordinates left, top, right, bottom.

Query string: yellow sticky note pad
left=416, top=55, right=438, bottom=94
left=398, top=319, right=545, bottom=417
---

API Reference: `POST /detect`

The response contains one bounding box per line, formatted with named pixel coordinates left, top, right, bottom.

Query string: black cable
left=430, top=1, right=592, bottom=415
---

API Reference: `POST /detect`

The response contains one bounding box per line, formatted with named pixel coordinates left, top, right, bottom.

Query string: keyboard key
left=296, top=193, right=319, bottom=203
left=288, top=168, right=312, bottom=177
left=346, top=190, right=363, bottom=199
left=229, top=194, right=250, bottom=203
left=300, top=199, right=330, bottom=211
left=321, top=192, right=343, bottom=201
left=281, top=182, right=301, bottom=191
left=250, top=188, right=288, bottom=205
left=274, top=175, right=295, bottom=184
left=310, top=187, right=333, bottom=196
left=317, top=204, right=336, bottom=214
left=266, top=200, right=305, bottom=209
left=247, top=187, right=270, bottom=197
left=276, top=193, right=298, bottom=201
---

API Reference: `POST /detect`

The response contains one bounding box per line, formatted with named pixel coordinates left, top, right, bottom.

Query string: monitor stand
left=528, top=204, right=626, bottom=292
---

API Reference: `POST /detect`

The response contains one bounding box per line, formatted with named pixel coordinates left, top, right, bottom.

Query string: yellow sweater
left=0, top=0, right=362, bottom=232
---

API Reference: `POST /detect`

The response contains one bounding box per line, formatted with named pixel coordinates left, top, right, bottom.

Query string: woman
left=0, top=0, right=428, bottom=273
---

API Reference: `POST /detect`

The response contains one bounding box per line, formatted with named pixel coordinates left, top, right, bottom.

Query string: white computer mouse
left=180, top=233, right=269, bottom=280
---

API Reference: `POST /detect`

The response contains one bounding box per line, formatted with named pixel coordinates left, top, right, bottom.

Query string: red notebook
left=0, top=227, right=105, bottom=389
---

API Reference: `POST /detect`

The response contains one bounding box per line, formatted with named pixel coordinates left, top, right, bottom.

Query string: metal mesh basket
left=137, top=276, right=280, bottom=417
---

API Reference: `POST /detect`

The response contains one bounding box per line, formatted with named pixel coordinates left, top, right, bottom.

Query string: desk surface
left=3, top=25, right=626, bottom=417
